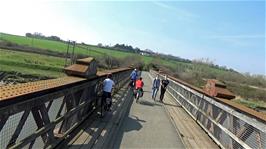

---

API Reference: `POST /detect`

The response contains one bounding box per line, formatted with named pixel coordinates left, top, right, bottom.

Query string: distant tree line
left=25, top=32, right=61, bottom=42
left=97, top=43, right=191, bottom=64
left=158, top=53, right=191, bottom=63
left=192, top=58, right=237, bottom=73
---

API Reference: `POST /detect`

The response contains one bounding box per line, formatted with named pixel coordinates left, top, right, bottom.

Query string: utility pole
left=31, top=37, right=34, bottom=47
left=64, top=40, right=70, bottom=67
left=87, top=46, right=89, bottom=56
left=71, top=41, right=76, bottom=64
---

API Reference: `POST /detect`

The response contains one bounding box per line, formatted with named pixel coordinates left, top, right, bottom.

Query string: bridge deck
left=113, top=72, right=184, bottom=148
left=67, top=72, right=218, bottom=148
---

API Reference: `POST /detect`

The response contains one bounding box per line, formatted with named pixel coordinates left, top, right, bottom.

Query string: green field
left=0, top=33, right=143, bottom=59
left=0, top=33, right=177, bottom=72
left=1, top=32, right=265, bottom=108
left=0, top=33, right=159, bottom=78
left=0, top=33, right=259, bottom=83
left=0, top=49, right=65, bottom=78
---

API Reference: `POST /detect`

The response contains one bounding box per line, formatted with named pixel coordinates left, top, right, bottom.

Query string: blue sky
left=0, top=0, right=265, bottom=74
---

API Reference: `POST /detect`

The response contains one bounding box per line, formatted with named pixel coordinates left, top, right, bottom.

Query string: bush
left=95, top=55, right=120, bottom=69
left=119, top=55, right=145, bottom=70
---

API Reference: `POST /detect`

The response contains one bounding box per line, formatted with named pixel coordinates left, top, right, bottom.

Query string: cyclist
left=135, top=77, right=144, bottom=100
left=102, top=73, right=115, bottom=111
left=129, top=68, right=138, bottom=88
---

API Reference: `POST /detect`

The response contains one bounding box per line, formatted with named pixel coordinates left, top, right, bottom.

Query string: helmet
left=107, top=73, right=112, bottom=78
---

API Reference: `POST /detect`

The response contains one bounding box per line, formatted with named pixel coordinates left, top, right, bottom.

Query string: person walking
left=159, top=75, right=169, bottom=103
left=102, top=73, right=115, bottom=111
left=152, top=75, right=160, bottom=100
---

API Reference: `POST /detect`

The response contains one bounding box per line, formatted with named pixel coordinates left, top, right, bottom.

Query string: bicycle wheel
left=101, top=97, right=107, bottom=117
left=136, top=91, right=140, bottom=102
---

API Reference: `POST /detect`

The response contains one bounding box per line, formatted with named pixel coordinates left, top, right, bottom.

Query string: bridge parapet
left=0, top=68, right=132, bottom=149
left=150, top=70, right=266, bottom=149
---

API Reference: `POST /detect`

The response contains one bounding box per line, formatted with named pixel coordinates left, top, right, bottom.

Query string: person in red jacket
left=135, top=77, right=144, bottom=97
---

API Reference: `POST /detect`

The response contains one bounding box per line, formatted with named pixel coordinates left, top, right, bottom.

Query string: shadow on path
left=138, top=100, right=162, bottom=107
left=163, top=102, right=182, bottom=108
left=112, top=95, right=145, bottom=148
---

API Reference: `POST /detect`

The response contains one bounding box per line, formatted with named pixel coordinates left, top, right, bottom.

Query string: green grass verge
left=234, top=98, right=266, bottom=109
left=1, top=33, right=265, bottom=110
left=0, top=49, right=65, bottom=78
left=0, top=33, right=171, bottom=65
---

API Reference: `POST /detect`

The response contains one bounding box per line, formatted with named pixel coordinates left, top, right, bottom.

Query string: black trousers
left=160, top=88, right=166, bottom=101
left=102, top=91, right=112, bottom=108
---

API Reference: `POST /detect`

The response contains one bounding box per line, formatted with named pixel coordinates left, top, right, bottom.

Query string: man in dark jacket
left=159, top=75, right=169, bottom=102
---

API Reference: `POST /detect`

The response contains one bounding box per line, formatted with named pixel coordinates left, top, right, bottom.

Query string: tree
left=134, top=47, right=140, bottom=53
left=25, top=33, right=32, bottom=37
left=97, top=43, right=103, bottom=47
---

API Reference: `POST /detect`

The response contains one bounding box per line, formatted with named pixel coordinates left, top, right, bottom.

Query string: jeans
left=152, top=87, right=159, bottom=99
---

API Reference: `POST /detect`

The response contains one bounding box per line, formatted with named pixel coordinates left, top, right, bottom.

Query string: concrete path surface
left=113, top=72, right=185, bottom=148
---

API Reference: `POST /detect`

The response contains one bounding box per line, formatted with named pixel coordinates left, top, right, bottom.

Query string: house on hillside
left=203, top=79, right=235, bottom=100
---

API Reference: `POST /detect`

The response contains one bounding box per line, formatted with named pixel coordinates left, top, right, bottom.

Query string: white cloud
left=153, top=1, right=173, bottom=9
left=152, top=1, right=198, bottom=22
left=209, top=34, right=265, bottom=39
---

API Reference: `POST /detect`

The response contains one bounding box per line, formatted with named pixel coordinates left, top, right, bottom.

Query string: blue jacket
left=152, top=78, right=160, bottom=88
left=130, top=70, right=137, bottom=80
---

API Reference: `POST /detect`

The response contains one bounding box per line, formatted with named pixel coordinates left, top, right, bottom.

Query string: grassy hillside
left=0, top=33, right=152, bottom=61
left=0, top=49, right=65, bottom=78
left=0, top=32, right=265, bottom=110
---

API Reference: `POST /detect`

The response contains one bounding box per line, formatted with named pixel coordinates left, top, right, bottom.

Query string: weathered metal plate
left=0, top=77, right=85, bottom=101
left=0, top=68, right=131, bottom=103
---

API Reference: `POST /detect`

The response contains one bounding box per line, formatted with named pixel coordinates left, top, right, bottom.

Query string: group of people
left=130, top=69, right=169, bottom=103
left=101, top=69, right=170, bottom=112
left=151, top=74, right=169, bottom=102
left=130, top=69, right=144, bottom=99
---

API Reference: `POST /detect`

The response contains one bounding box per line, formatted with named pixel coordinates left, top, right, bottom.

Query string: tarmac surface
left=113, top=72, right=185, bottom=148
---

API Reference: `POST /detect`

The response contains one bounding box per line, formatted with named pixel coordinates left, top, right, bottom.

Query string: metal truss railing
left=0, top=68, right=132, bottom=149
left=150, top=70, right=266, bottom=149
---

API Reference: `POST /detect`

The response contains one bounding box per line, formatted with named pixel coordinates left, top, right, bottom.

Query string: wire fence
left=150, top=70, right=266, bottom=149
left=0, top=68, right=132, bottom=148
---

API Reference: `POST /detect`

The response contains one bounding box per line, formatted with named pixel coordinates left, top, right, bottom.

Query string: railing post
left=150, top=70, right=266, bottom=149
left=0, top=68, right=133, bottom=148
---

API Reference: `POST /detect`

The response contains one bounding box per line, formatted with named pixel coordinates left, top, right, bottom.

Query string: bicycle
left=135, top=88, right=143, bottom=103
left=101, top=91, right=115, bottom=117
left=128, top=79, right=136, bottom=89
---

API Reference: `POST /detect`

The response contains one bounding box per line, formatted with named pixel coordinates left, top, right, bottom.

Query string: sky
left=0, top=0, right=265, bottom=75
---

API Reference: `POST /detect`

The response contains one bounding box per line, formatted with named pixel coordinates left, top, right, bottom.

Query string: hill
left=0, top=32, right=265, bottom=110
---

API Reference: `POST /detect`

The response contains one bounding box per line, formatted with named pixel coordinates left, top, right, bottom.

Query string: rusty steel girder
left=0, top=68, right=131, bottom=106
left=0, top=67, right=133, bottom=149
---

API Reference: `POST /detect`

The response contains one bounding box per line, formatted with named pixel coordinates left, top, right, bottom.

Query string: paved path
left=113, top=72, right=185, bottom=148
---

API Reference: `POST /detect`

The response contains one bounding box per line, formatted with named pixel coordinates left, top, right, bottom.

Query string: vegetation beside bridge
left=0, top=32, right=265, bottom=110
